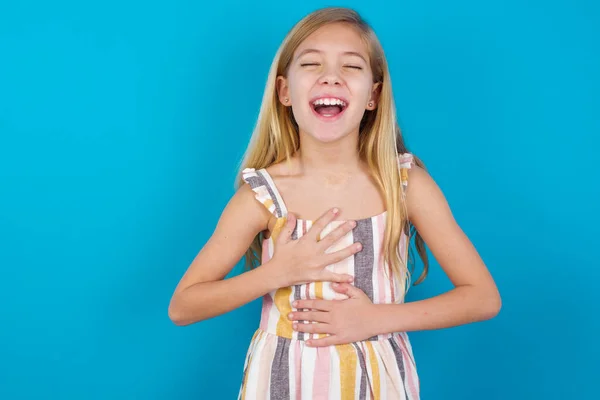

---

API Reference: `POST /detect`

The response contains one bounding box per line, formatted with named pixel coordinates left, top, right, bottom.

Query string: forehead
left=294, top=23, right=369, bottom=60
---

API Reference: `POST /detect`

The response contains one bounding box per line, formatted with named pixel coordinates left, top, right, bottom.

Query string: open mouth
left=310, top=97, right=348, bottom=119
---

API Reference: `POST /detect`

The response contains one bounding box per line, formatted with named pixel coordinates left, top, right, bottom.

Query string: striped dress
left=238, top=153, right=419, bottom=400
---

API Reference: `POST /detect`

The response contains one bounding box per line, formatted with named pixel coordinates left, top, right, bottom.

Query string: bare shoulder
left=228, top=182, right=273, bottom=224
left=404, top=165, right=451, bottom=221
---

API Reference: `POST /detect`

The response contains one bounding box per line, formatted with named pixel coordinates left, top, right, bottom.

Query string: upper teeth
left=313, top=98, right=346, bottom=107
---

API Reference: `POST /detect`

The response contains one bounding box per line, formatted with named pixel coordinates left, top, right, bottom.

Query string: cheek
left=288, top=76, right=313, bottom=102
left=349, top=78, right=374, bottom=103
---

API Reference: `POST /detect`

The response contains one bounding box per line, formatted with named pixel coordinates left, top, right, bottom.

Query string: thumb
left=331, top=282, right=363, bottom=298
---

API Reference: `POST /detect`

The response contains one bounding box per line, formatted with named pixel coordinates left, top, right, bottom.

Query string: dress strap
left=241, top=168, right=288, bottom=218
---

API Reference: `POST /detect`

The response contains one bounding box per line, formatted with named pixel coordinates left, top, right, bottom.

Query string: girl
left=168, top=7, right=501, bottom=400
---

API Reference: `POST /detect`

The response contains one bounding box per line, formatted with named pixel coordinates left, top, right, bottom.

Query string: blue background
left=1, top=1, right=598, bottom=399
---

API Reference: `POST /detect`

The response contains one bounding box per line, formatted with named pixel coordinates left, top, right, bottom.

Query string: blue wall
left=1, top=1, right=598, bottom=399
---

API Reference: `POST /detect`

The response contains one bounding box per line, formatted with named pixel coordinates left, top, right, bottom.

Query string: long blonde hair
left=236, top=7, right=428, bottom=291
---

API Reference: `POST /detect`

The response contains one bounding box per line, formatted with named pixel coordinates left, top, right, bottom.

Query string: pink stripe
left=395, top=334, right=419, bottom=396
left=260, top=240, right=273, bottom=331
left=259, top=294, right=273, bottom=331
left=377, top=213, right=387, bottom=306
left=294, top=340, right=302, bottom=399
left=304, top=277, right=311, bottom=340
left=312, top=347, right=331, bottom=398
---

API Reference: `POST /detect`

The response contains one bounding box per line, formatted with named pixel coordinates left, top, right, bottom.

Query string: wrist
left=369, top=304, right=401, bottom=335
left=257, top=259, right=290, bottom=290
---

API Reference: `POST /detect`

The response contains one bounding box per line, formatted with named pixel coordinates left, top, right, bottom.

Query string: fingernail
left=292, top=301, right=298, bottom=307
left=350, top=220, right=357, bottom=228
left=333, top=208, right=339, bottom=215
left=288, top=313, right=293, bottom=319
left=332, top=282, right=339, bottom=287
left=356, top=243, right=362, bottom=250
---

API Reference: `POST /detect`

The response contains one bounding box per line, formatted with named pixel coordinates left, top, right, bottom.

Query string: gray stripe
left=292, top=222, right=304, bottom=340
left=245, top=170, right=284, bottom=218
left=352, top=343, right=368, bottom=400
left=270, top=337, right=290, bottom=399
left=390, top=338, right=409, bottom=399
left=352, top=219, right=374, bottom=301
left=294, top=285, right=304, bottom=341
left=352, top=219, right=377, bottom=341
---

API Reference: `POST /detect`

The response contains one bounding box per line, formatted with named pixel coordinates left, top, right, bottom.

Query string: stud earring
left=285, top=98, right=289, bottom=103
left=368, top=102, right=374, bottom=107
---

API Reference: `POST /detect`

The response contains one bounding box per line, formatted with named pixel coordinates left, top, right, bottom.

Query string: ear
left=276, top=76, right=291, bottom=107
left=366, top=82, right=382, bottom=110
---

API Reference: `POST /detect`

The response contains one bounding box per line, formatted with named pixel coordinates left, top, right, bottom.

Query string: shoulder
left=221, top=174, right=271, bottom=230
left=403, top=161, right=452, bottom=222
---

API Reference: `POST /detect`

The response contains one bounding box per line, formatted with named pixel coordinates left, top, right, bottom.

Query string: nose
left=318, top=67, right=342, bottom=86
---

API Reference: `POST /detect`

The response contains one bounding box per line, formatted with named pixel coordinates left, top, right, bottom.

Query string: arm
left=168, top=183, right=282, bottom=326
left=373, top=165, right=501, bottom=333
left=287, top=166, right=501, bottom=345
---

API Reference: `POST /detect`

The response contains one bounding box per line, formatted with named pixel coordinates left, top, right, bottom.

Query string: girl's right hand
left=268, top=208, right=362, bottom=287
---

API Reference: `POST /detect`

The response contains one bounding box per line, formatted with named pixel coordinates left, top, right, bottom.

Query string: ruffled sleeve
left=398, top=153, right=415, bottom=191
left=242, top=168, right=279, bottom=217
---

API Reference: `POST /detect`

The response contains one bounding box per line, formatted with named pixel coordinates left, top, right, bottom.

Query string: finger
left=318, top=220, right=356, bottom=251
left=278, top=212, right=297, bottom=244
left=331, top=282, right=365, bottom=299
left=306, top=336, right=339, bottom=347
left=288, top=311, right=330, bottom=323
left=307, top=208, right=340, bottom=241
left=322, top=271, right=354, bottom=284
left=293, top=299, right=333, bottom=311
left=292, top=322, right=333, bottom=334
left=323, top=242, right=363, bottom=265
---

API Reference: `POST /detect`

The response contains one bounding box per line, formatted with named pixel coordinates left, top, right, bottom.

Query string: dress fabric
left=237, top=153, right=419, bottom=400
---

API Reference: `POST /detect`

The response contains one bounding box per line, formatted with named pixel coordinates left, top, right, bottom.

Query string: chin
left=304, top=125, right=353, bottom=143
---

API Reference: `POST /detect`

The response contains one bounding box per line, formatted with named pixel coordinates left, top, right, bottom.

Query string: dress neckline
left=258, top=167, right=387, bottom=224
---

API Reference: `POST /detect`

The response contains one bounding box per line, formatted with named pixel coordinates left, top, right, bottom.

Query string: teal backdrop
left=1, top=1, right=598, bottom=399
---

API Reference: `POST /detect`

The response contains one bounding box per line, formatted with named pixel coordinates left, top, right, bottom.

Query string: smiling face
left=277, top=22, right=380, bottom=144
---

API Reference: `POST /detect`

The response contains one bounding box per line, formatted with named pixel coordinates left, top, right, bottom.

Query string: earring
left=368, top=102, right=374, bottom=107
left=285, top=97, right=289, bottom=103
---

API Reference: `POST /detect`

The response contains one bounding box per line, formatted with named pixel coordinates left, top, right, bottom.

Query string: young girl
left=169, top=7, right=500, bottom=400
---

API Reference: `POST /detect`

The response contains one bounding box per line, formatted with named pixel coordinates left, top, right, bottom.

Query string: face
left=277, top=23, right=380, bottom=143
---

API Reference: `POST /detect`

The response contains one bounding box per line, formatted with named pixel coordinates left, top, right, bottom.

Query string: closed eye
left=344, top=65, right=363, bottom=70
left=300, top=63, right=320, bottom=67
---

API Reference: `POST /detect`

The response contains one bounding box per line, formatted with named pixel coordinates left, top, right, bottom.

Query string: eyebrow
left=295, top=48, right=368, bottom=63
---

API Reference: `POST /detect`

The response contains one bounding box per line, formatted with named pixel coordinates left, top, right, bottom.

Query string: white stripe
left=301, top=345, right=316, bottom=400
left=242, top=333, right=268, bottom=400
left=288, top=341, right=297, bottom=400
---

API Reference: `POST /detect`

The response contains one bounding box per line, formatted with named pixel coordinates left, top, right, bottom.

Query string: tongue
left=316, top=105, right=342, bottom=116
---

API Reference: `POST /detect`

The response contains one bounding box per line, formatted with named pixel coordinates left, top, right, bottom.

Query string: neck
left=295, top=129, right=362, bottom=175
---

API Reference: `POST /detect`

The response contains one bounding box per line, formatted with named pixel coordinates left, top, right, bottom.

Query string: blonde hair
left=236, top=7, right=428, bottom=291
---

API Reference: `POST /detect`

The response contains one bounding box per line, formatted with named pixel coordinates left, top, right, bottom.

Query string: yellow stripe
left=314, top=281, right=326, bottom=338
left=271, top=216, right=287, bottom=243
left=274, top=286, right=293, bottom=338
left=401, top=167, right=408, bottom=184
left=272, top=216, right=293, bottom=338
left=337, top=344, right=357, bottom=400
left=365, top=341, right=381, bottom=399
left=263, top=198, right=274, bottom=211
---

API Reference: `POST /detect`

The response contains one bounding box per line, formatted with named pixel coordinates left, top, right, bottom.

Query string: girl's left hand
left=288, top=283, right=378, bottom=347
